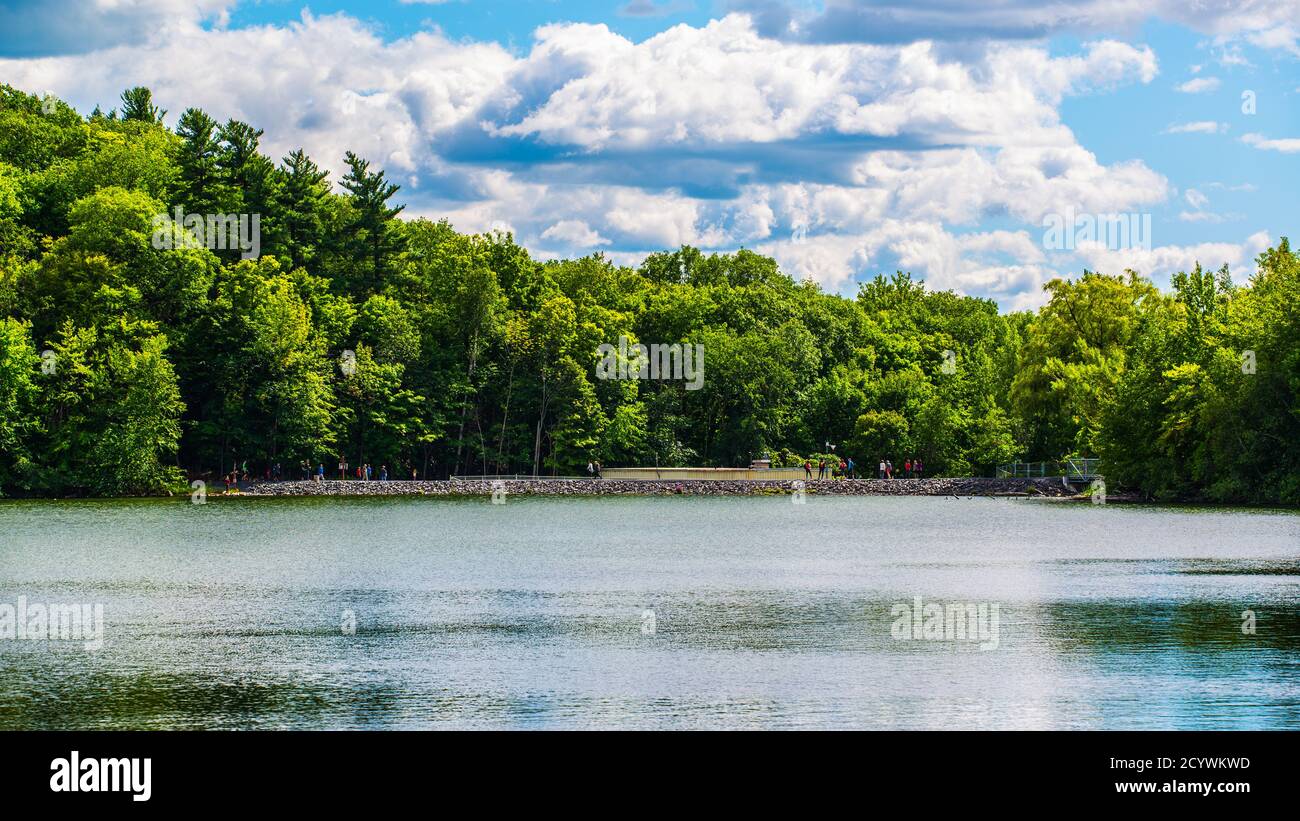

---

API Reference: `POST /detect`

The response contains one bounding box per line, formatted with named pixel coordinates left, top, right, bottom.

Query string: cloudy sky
left=1, top=0, right=1296, bottom=310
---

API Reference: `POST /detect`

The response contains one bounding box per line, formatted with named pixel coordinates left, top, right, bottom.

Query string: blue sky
left=225, top=0, right=723, bottom=44
left=1, top=1, right=1296, bottom=310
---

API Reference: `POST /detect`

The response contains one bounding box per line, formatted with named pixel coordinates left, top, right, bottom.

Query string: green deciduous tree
left=0, top=81, right=1293, bottom=501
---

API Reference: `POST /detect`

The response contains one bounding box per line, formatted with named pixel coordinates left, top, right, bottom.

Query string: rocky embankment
left=240, top=476, right=1081, bottom=498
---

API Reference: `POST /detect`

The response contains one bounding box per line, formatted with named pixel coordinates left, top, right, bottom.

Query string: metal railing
left=455, top=469, right=819, bottom=481
left=602, top=467, right=810, bottom=481
left=1062, top=458, right=1102, bottom=480
left=996, top=459, right=1101, bottom=480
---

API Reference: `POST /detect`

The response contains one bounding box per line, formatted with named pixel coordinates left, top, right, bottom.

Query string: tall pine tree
left=119, top=86, right=165, bottom=124
left=339, top=151, right=405, bottom=291
left=174, top=108, right=234, bottom=217
left=277, top=149, right=331, bottom=273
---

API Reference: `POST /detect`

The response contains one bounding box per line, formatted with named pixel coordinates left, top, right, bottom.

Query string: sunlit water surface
left=2, top=495, right=1297, bottom=729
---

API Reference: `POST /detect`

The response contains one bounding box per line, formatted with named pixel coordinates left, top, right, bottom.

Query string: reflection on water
left=1, top=496, right=1298, bottom=729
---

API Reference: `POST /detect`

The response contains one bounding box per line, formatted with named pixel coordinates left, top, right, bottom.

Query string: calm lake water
left=1, top=495, right=1298, bottom=729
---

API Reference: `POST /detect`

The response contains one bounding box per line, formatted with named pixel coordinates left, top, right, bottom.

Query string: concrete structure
left=601, top=467, right=807, bottom=481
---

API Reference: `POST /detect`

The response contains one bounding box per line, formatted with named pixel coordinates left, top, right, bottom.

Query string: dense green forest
left=1, top=84, right=1297, bottom=502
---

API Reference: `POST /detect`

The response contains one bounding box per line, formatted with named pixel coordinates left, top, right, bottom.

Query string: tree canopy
left=0, top=83, right=1295, bottom=503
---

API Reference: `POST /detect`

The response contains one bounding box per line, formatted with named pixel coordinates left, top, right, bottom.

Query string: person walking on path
left=317, top=463, right=325, bottom=482
left=587, top=461, right=595, bottom=478
left=846, top=457, right=855, bottom=479
left=817, top=459, right=826, bottom=480
left=804, top=460, right=812, bottom=479
left=594, top=461, right=603, bottom=479
left=878, top=459, right=886, bottom=479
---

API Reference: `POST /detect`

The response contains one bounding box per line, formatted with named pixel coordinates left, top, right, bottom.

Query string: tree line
left=0, top=84, right=1296, bottom=503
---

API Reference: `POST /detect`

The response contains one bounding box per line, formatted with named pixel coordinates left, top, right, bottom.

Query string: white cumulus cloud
left=1, top=11, right=1272, bottom=309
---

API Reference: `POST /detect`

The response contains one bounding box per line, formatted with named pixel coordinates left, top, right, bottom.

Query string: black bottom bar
left=3, top=730, right=1284, bottom=808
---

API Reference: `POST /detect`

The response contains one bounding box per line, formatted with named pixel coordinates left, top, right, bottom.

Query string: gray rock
left=239, top=477, right=1076, bottom=498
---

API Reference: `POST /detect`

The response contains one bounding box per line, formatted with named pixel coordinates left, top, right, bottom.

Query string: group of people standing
left=336, top=458, right=391, bottom=481
left=291, top=460, right=333, bottom=482
left=233, top=461, right=303, bottom=484
left=801, top=456, right=925, bottom=480
left=222, top=459, right=252, bottom=492
left=223, top=458, right=423, bottom=488
left=803, top=458, right=857, bottom=479
left=876, top=458, right=924, bottom=479
left=220, top=453, right=928, bottom=488
left=804, top=458, right=858, bottom=479
left=223, top=459, right=281, bottom=491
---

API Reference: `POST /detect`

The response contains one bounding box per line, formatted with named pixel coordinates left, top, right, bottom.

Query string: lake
left=1, top=495, right=1297, bottom=729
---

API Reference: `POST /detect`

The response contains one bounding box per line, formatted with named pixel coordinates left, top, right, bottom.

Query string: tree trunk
left=476, top=411, right=487, bottom=476
left=496, top=359, right=516, bottom=473
left=532, top=376, right=549, bottom=477
left=453, top=329, right=480, bottom=475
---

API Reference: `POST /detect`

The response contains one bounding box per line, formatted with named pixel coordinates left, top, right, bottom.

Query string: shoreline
left=238, top=476, right=1088, bottom=498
